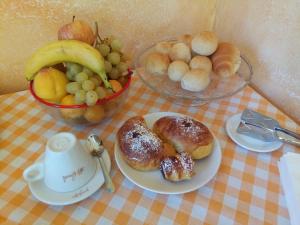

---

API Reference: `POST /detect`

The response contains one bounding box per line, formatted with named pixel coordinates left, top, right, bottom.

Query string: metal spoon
left=87, top=134, right=115, bottom=193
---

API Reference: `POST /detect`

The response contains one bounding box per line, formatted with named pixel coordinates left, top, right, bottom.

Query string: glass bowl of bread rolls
left=134, top=31, right=253, bottom=106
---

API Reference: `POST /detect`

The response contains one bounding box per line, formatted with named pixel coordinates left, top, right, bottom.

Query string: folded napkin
left=278, top=152, right=300, bottom=225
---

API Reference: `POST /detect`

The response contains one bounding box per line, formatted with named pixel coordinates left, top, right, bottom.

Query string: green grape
left=89, top=76, right=101, bottom=86
left=107, top=52, right=121, bottom=65
left=82, top=80, right=95, bottom=91
left=95, top=86, right=107, bottom=99
left=109, top=67, right=120, bottom=79
left=103, top=36, right=113, bottom=45
left=66, top=70, right=76, bottom=81
left=104, top=60, right=112, bottom=73
left=75, top=72, right=89, bottom=82
left=75, top=90, right=86, bottom=104
left=82, top=67, right=93, bottom=77
left=85, top=90, right=98, bottom=106
left=117, top=62, right=128, bottom=74
left=110, top=39, right=122, bottom=52
left=66, top=82, right=81, bottom=94
left=98, top=44, right=110, bottom=57
left=66, top=62, right=82, bottom=74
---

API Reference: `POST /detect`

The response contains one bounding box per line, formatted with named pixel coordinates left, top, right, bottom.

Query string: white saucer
left=27, top=140, right=111, bottom=206
left=225, top=113, right=283, bottom=152
left=114, top=112, right=222, bottom=195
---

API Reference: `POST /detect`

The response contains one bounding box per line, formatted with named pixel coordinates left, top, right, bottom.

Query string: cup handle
left=23, top=163, right=44, bottom=182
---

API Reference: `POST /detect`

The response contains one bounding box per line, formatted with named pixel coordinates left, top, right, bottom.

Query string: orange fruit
left=84, top=105, right=105, bottom=123
left=60, top=95, right=85, bottom=119
left=109, top=80, right=123, bottom=93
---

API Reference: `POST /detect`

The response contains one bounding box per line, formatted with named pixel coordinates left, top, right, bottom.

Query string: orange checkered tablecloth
left=0, top=77, right=299, bottom=225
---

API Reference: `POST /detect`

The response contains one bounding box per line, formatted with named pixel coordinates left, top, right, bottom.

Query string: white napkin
left=278, top=152, right=300, bottom=225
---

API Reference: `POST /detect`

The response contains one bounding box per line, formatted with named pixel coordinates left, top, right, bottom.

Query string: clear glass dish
left=134, top=40, right=253, bottom=106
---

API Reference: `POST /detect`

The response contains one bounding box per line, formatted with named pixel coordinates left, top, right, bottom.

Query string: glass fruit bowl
left=134, top=40, right=253, bottom=106
left=29, top=71, right=132, bottom=126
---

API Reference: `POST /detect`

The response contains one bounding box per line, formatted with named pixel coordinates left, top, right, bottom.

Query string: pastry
left=153, top=116, right=214, bottom=159
left=177, top=34, right=193, bottom=48
left=145, top=52, right=170, bottom=76
left=211, top=42, right=241, bottom=78
left=167, top=60, right=189, bottom=82
left=169, top=42, right=191, bottom=63
left=117, top=116, right=165, bottom=171
left=160, top=152, right=194, bottom=182
left=191, top=31, right=218, bottom=56
left=189, top=56, right=212, bottom=73
left=181, top=69, right=210, bottom=92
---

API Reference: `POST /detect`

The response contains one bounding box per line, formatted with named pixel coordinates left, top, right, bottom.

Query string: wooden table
left=0, top=77, right=299, bottom=225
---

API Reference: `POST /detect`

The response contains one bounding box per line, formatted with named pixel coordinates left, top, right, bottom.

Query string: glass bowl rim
left=29, top=70, right=132, bottom=109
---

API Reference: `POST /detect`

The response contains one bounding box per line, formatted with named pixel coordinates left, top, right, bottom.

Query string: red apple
left=58, top=20, right=95, bottom=45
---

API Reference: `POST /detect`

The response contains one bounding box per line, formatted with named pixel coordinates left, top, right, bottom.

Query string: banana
left=25, top=40, right=111, bottom=89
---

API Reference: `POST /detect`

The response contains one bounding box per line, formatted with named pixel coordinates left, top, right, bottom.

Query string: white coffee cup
left=23, top=132, right=97, bottom=192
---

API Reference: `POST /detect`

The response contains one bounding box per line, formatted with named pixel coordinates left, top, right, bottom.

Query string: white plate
left=225, top=113, right=283, bottom=152
left=27, top=140, right=111, bottom=206
left=114, top=112, right=222, bottom=195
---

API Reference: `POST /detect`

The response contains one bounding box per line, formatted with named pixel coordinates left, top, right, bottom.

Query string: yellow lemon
left=33, top=67, right=68, bottom=103
left=84, top=105, right=105, bottom=123
left=60, top=95, right=85, bottom=119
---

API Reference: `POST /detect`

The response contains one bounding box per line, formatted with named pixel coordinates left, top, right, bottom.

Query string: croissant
left=211, top=42, right=241, bottom=78
left=160, top=152, right=194, bottom=182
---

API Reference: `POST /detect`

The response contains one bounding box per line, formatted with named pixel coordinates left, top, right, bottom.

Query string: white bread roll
left=189, top=56, right=212, bottom=73
left=145, top=52, right=170, bottom=76
left=167, top=60, right=189, bottom=81
left=191, top=31, right=218, bottom=56
left=181, top=69, right=210, bottom=92
left=169, top=43, right=191, bottom=63
left=155, top=41, right=173, bottom=55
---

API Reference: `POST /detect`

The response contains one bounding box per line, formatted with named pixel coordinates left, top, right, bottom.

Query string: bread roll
left=145, top=52, right=170, bottom=76
left=177, top=34, right=193, bottom=48
left=189, top=56, right=212, bottom=73
left=167, top=60, right=189, bottom=82
left=117, top=116, right=165, bottom=171
left=169, top=43, right=191, bottom=63
left=160, top=152, right=194, bottom=182
left=191, top=31, right=218, bottom=56
left=181, top=69, right=210, bottom=92
left=153, top=116, right=214, bottom=160
left=211, top=42, right=241, bottom=78
left=155, top=41, right=173, bottom=55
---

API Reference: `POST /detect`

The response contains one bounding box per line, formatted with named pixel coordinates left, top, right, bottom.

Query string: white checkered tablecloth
left=0, top=77, right=299, bottom=225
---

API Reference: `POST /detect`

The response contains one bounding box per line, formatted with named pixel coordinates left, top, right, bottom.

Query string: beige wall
left=214, top=0, right=300, bottom=123
left=0, top=0, right=299, bottom=123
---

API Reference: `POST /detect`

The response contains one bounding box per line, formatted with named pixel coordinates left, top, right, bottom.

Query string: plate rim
left=225, top=113, right=283, bottom=152
left=27, top=140, right=111, bottom=205
left=114, top=111, right=222, bottom=194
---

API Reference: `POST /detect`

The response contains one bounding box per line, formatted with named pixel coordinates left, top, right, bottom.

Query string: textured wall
left=215, top=0, right=300, bottom=123
left=0, top=0, right=216, bottom=94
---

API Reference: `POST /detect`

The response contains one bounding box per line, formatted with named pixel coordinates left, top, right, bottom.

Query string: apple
left=58, top=20, right=95, bottom=45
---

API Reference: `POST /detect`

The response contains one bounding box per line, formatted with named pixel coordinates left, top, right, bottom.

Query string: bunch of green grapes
left=65, top=63, right=108, bottom=106
left=96, top=37, right=128, bottom=80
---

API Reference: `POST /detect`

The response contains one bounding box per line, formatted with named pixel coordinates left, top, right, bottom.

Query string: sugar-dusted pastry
left=117, top=116, right=165, bottom=171
left=169, top=42, right=191, bottom=63
left=160, top=152, right=194, bottom=182
left=189, top=56, right=212, bottom=73
left=167, top=60, right=189, bottom=82
left=191, top=31, right=218, bottom=56
left=153, top=116, right=214, bottom=159
left=145, top=52, right=170, bottom=76
left=181, top=69, right=210, bottom=92
left=211, top=42, right=241, bottom=78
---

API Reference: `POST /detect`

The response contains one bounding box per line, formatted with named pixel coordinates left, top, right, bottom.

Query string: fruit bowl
left=30, top=71, right=132, bottom=126
left=134, top=40, right=253, bottom=106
